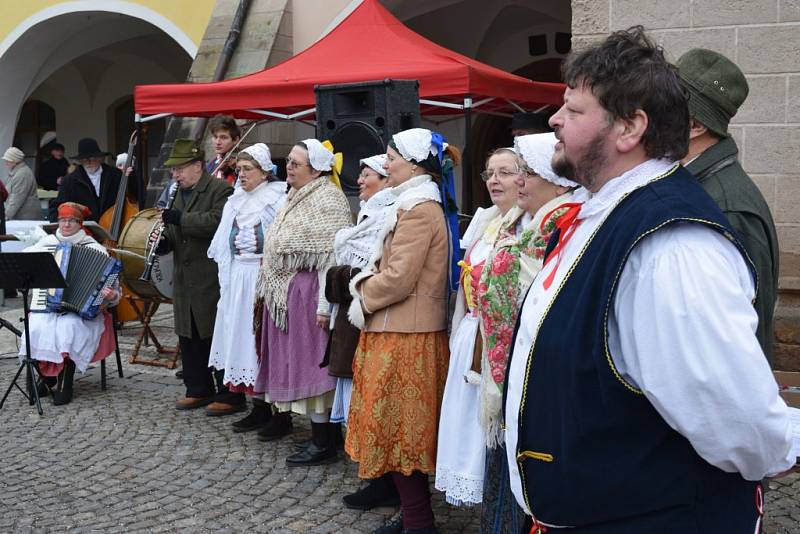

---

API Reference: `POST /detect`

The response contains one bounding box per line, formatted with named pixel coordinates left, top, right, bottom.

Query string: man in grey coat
left=678, top=49, right=779, bottom=362
left=2, top=147, right=41, bottom=220
left=157, top=139, right=244, bottom=415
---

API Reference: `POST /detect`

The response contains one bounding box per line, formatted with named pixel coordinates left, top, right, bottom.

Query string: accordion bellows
left=45, top=243, right=122, bottom=319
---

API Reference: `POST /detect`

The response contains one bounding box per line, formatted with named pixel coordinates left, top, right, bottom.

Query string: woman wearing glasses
left=253, top=139, right=352, bottom=466
left=478, top=132, right=577, bottom=533
left=207, top=143, right=286, bottom=429
left=21, top=202, right=120, bottom=406
left=346, top=128, right=461, bottom=534
left=434, top=147, right=522, bottom=508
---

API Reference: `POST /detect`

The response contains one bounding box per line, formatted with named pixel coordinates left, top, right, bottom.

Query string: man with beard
left=503, top=27, right=798, bottom=533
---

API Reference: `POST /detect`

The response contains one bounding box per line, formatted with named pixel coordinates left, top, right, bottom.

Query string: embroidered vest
left=512, top=166, right=762, bottom=530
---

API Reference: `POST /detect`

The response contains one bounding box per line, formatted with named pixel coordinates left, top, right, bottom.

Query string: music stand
left=0, top=252, right=66, bottom=415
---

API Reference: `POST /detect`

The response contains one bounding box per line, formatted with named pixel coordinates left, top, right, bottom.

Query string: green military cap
left=676, top=48, right=749, bottom=138
left=164, top=139, right=205, bottom=166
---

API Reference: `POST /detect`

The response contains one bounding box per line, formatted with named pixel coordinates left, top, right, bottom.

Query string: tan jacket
left=358, top=200, right=449, bottom=333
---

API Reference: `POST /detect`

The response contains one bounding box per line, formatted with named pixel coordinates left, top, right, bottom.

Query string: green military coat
left=686, top=137, right=779, bottom=362
left=164, top=172, right=233, bottom=339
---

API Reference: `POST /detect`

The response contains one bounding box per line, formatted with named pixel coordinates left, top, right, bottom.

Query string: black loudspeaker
left=315, top=79, right=420, bottom=195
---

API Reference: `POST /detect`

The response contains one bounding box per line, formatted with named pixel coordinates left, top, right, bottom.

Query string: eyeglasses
left=58, top=217, right=81, bottom=225
left=480, top=168, right=522, bottom=182
left=285, top=158, right=311, bottom=169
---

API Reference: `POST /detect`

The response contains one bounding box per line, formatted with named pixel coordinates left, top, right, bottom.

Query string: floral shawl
left=476, top=191, right=574, bottom=447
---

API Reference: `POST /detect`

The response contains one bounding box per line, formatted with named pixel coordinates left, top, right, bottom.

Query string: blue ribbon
left=430, top=132, right=462, bottom=292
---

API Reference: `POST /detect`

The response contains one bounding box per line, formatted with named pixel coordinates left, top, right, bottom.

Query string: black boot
left=285, top=422, right=337, bottom=466
left=232, top=399, right=271, bottom=433
left=343, top=473, right=400, bottom=510
left=402, top=527, right=438, bottom=534
left=52, top=359, right=75, bottom=406
left=35, top=375, right=57, bottom=398
left=257, top=411, right=292, bottom=442
left=372, top=513, right=403, bottom=534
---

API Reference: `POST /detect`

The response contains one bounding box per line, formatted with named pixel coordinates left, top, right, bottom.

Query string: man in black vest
left=48, top=138, right=135, bottom=222
left=504, top=27, right=797, bottom=533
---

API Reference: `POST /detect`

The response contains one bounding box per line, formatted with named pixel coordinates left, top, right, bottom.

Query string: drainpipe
left=190, top=0, right=252, bottom=140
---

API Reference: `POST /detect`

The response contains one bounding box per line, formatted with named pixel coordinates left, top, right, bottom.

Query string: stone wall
left=571, top=0, right=800, bottom=369
left=145, top=0, right=290, bottom=202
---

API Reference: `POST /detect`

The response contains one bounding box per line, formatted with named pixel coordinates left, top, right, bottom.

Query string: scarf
left=208, top=180, right=286, bottom=293
left=476, top=192, right=574, bottom=448
left=347, top=174, right=440, bottom=329
left=255, top=178, right=352, bottom=331
left=333, top=187, right=396, bottom=269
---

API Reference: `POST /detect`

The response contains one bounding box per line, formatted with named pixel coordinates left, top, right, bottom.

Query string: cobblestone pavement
left=0, top=298, right=798, bottom=533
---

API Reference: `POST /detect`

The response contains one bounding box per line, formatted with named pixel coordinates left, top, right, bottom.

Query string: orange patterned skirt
left=345, top=330, right=449, bottom=479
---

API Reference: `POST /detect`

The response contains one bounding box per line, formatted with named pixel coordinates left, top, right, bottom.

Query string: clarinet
left=140, top=183, right=178, bottom=282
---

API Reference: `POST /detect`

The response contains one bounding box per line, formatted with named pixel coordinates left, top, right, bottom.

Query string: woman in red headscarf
left=20, top=202, right=120, bottom=405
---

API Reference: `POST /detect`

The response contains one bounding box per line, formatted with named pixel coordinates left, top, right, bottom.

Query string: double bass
left=98, top=131, right=140, bottom=322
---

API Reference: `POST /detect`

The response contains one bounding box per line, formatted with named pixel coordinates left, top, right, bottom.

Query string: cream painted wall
left=0, top=0, right=216, bottom=50
left=292, top=0, right=351, bottom=53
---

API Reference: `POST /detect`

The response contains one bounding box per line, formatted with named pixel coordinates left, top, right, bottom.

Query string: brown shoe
left=175, top=396, right=214, bottom=410
left=205, top=401, right=247, bottom=417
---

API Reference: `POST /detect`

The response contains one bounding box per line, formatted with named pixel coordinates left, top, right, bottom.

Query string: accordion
left=40, top=243, right=122, bottom=319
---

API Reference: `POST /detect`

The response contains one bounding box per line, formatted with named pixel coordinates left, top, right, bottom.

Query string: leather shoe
left=175, top=396, right=214, bottom=410
left=343, top=473, right=400, bottom=510
left=205, top=401, right=247, bottom=417
left=257, top=412, right=292, bottom=441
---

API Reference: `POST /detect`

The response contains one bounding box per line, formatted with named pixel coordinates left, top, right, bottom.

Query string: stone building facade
left=572, top=0, right=800, bottom=369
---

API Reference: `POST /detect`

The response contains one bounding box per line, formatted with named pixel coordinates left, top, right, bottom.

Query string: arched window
left=14, top=100, right=56, bottom=174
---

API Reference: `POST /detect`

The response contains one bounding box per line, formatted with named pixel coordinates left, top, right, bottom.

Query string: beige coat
left=359, top=200, right=449, bottom=333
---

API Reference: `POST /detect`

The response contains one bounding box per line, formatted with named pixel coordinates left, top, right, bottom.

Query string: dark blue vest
left=513, top=165, right=762, bottom=532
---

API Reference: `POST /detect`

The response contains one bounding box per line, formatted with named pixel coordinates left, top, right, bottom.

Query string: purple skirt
left=254, top=270, right=335, bottom=401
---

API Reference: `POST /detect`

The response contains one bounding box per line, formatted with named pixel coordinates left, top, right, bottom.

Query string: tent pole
left=462, top=97, right=473, bottom=214
left=136, top=120, right=145, bottom=209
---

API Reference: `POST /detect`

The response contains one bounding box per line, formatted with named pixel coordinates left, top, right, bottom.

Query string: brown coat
left=359, top=200, right=449, bottom=333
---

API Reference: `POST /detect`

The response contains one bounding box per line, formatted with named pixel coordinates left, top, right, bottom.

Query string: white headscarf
left=242, top=143, right=275, bottom=174
left=514, top=132, right=578, bottom=188
left=359, top=154, right=388, bottom=177
left=391, top=128, right=439, bottom=162
left=301, top=138, right=336, bottom=172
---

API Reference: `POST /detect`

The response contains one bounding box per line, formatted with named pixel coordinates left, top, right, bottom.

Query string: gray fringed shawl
left=255, top=178, right=352, bottom=331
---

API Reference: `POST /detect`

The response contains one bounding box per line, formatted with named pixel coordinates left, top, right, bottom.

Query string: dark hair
left=562, top=26, right=689, bottom=160
left=208, top=114, right=241, bottom=139
left=295, top=142, right=332, bottom=177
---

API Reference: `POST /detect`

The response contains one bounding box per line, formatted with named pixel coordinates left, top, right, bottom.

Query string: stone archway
left=0, top=3, right=196, bottom=173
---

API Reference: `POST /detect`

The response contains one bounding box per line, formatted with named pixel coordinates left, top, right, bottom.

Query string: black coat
left=48, top=163, right=136, bottom=222
left=37, top=157, right=69, bottom=191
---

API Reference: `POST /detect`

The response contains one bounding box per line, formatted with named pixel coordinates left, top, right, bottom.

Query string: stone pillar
left=571, top=0, right=800, bottom=369
left=145, top=0, right=290, bottom=205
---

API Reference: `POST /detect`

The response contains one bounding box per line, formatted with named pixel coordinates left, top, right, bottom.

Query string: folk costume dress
left=345, top=174, right=451, bottom=480
left=504, top=159, right=800, bottom=532
left=327, top=186, right=395, bottom=424
left=20, top=229, right=120, bottom=376
left=208, top=179, right=286, bottom=393
left=253, top=177, right=352, bottom=414
left=434, top=206, right=503, bottom=506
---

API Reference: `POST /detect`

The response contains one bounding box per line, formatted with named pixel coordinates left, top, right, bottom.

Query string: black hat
left=71, top=138, right=110, bottom=160
left=510, top=112, right=551, bottom=133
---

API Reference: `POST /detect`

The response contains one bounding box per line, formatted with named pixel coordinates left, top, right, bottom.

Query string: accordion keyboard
left=29, top=243, right=58, bottom=312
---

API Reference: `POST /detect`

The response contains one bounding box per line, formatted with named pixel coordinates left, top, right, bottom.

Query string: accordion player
left=18, top=202, right=121, bottom=406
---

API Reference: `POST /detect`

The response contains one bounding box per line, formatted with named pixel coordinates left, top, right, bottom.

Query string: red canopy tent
left=134, top=0, right=565, bottom=122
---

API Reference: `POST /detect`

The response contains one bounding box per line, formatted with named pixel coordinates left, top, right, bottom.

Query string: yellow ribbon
left=321, top=139, right=343, bottom=190
left=458, top=259, right=475, bottom=310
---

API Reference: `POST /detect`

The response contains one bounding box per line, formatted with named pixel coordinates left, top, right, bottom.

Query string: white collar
left=572, top=159, right=677, bottom=220
left=357, top=187, right=396, bottom=224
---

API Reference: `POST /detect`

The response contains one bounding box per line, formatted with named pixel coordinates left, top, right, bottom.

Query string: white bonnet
left=514, top=132, right=578, bottom=188
left=359, top=154, right=388, bottom=177
left=241, top=143, right=275, bottom=173
left=391, top=128, right=438, bottom=162
left=301, top=138, right=336, bottom=172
